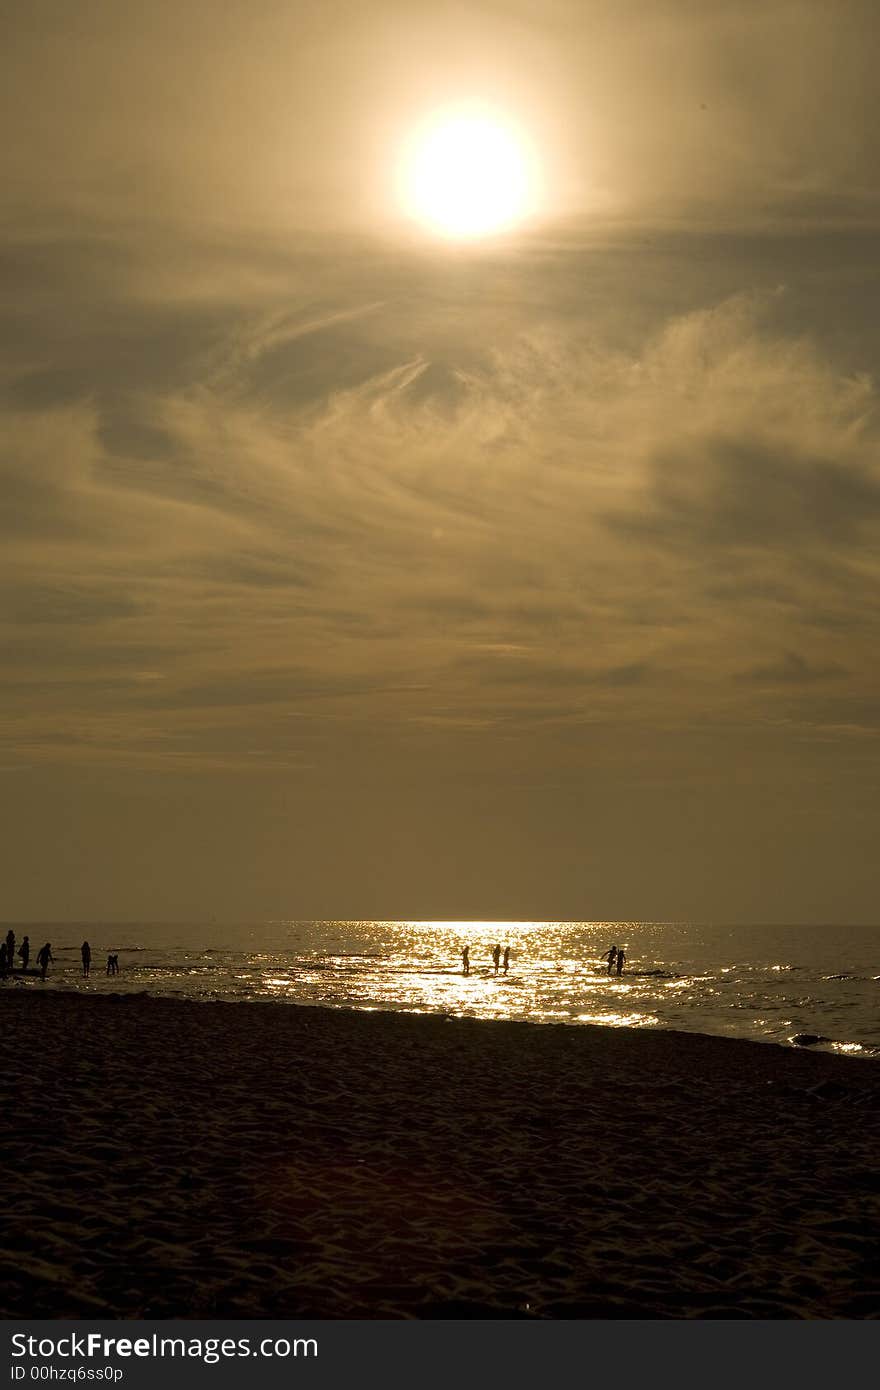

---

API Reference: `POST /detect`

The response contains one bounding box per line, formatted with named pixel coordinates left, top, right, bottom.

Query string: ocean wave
left=789, top=1033, right=879, bottom=1056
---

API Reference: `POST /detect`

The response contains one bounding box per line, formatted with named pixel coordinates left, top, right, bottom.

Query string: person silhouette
left=18, top=935, right=30, bottom=972
left=5, top=930, right=15, bottom=973
left=462, top=945, right=470, bottom=976
left=502, top=946, right=510, bottom=974
left=81, top=941, right=91, bottom=977
left=492, top=944, right=501, bottom=974
left=106, top=953, right=119, bottom=976
left=36, top=942, right=53, bottom=980
left=616, top=948, right=626, bottom=976
left=604, top=946, right=617, bottom=974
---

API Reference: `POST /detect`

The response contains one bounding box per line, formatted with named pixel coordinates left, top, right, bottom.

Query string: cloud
left=2, top=220, right=880, bottom=772
left=736, top=652, right=849, bottom=685
left=609, top=436, right=880, bottom=549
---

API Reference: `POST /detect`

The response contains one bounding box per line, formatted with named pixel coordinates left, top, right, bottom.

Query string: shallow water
left=4, top=920, right=878, bottom=1055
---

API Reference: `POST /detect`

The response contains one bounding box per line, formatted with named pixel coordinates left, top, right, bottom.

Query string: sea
left=4, top=920, right=878, bottom=1057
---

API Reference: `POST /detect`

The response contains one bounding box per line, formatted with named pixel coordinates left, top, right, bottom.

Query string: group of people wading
left=460, top=941, right=628, bottom=977
left=0, top=930, right=50, bottom=979
left=461, top=943, right=511, bottom=976
left=0, top=930, right=120, bottom=980
left=604, top=944, right=627, bottom=976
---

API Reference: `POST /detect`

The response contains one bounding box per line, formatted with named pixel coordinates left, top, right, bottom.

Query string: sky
left=2, top=0, right=879, bottom=922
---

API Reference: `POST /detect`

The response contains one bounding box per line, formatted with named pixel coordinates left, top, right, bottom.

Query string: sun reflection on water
left=575, top=1011, right=659, bottom=1028
left=40, top=919, right=879, bottom=1053
left=242, top=920, right=675, bottom=1031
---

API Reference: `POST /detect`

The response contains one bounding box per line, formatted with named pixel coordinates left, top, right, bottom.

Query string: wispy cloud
left=3, top=233, right=879, bottom=774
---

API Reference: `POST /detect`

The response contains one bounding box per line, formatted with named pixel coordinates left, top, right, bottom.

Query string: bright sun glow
left=401, top=113, right=537, bottom=239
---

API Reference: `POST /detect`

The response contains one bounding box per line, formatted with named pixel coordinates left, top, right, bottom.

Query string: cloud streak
left=3, top=233, right=879, bottom=775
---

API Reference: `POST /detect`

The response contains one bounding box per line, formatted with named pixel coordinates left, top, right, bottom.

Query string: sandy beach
left=1, top=990, right=877, bottom=1319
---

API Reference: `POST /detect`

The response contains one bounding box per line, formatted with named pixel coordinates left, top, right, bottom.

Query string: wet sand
left=1, top=989, right=877, bottom=1318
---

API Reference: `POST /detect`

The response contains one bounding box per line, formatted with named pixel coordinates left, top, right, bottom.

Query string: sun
left=400, top=111, right=537, bottom=239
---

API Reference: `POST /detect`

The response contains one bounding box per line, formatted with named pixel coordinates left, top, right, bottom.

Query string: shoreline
left=5, top=976, right=878, bottom=1060
left=2, top=989, right=878, bottom=1318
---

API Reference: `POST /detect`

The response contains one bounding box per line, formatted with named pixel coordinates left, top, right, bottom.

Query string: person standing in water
left=106, top=953, right=119, bottom=976
left=462, top=945, right=470, bottom=976
left=502, top=946, right=510, bottom=974
left=604, top=946, right=617, bottom=974
left=492, top=943, right=501, bottom=974
left=36, top=942, right=53, bottom=980
left=18, top=935, right=30, bottom=972
left=5, top=930, right=15, bottom=973
left=616, top=948, right=626, bottom=976
left=81, top=941, right=91, bottom=977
